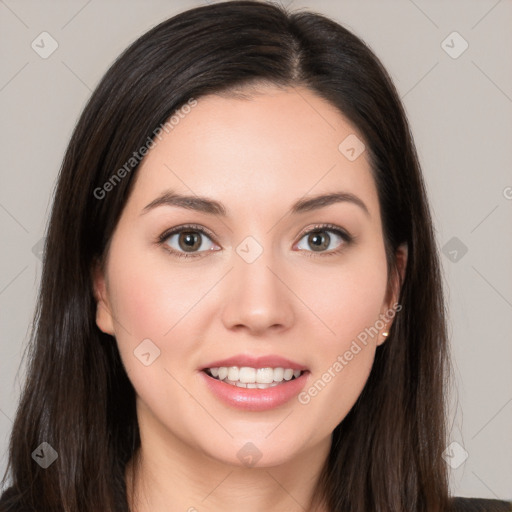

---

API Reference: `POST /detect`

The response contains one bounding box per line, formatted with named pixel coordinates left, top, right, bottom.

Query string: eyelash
left=157, top=223, right=354, bottom=260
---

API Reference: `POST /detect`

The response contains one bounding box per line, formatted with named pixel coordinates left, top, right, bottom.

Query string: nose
left=220, top=245, right=295, bottom=336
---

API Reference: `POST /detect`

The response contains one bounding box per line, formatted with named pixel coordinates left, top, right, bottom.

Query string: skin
left=93, top=84, right=407, bottom=512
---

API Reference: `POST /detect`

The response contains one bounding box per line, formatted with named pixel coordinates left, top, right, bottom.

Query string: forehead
left=130, top=85, right=379, bottom=221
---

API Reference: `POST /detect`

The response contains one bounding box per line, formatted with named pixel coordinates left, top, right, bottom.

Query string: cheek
left=106, top=250, right=206, bottom=414
left=107, top=246, right=207, bottom=341
left=303, top=251, right=388, bottom=348
left=105, top=237, right=236, bottom=388
left=296, top=252, right=387, bottom=425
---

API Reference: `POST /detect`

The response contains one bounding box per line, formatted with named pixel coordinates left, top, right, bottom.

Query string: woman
left=0, top=1, right=510, bottom=511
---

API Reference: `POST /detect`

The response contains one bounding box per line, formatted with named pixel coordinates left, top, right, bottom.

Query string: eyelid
left=295, top=222, right=351, bottom=241
left=157, top=223, right=217, bottom=244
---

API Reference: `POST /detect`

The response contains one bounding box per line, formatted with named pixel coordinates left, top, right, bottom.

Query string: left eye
left=296, top=228, right=347, bottom=253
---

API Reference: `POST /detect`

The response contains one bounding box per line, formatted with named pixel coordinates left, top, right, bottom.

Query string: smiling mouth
left=203, top=366, right=305, bottom=389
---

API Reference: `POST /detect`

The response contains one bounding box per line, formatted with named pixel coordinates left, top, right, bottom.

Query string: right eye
left=158, top=224, right=220, bottom=259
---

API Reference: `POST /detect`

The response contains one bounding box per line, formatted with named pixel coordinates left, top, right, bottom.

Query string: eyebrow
left=141, top=189, right=370, bottom=218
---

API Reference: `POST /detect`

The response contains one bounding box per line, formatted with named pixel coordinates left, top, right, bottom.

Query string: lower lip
left=200, top=370, right=310, bottom=411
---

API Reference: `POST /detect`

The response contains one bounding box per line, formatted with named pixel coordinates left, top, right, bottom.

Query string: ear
left=92, top=259, right=116, bottom=336
left=377, top=243, right=408, bottom=346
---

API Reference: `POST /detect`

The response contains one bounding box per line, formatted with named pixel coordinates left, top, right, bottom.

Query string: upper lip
left=201, top=354, right=308, bottom=371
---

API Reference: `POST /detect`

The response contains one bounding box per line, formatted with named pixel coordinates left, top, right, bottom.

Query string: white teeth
left=256, top=367, right=274, bottom=384
left=283, top=369, right=294, bottom=381
left=273, top=367, right=284, bottom=382
left=227, top=366, right=239, bottom=381
left=239, top=367, right=256, bottom=383
left=206, top=366, right=304, bottom=386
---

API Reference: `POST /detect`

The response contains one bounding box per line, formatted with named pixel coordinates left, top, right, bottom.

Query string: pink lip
left=199, top=370, right=310, bottom=411
left=201, top=354, right=307, bottom=371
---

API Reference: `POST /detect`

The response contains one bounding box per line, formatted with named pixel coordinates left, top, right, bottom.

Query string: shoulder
left=0, top=486, right=31, bottom=512
left=450, top=497, right=512, bottom=511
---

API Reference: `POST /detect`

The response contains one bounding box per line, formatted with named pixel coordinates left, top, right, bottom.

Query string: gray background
left=0, top=0, right=511, bottom=500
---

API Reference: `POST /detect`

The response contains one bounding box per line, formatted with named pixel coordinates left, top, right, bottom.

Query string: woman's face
left=94, top=85, right=406, bottom=469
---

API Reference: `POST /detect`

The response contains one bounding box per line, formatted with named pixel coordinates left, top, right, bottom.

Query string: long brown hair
left=1, top=1, right=450, bottom=510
